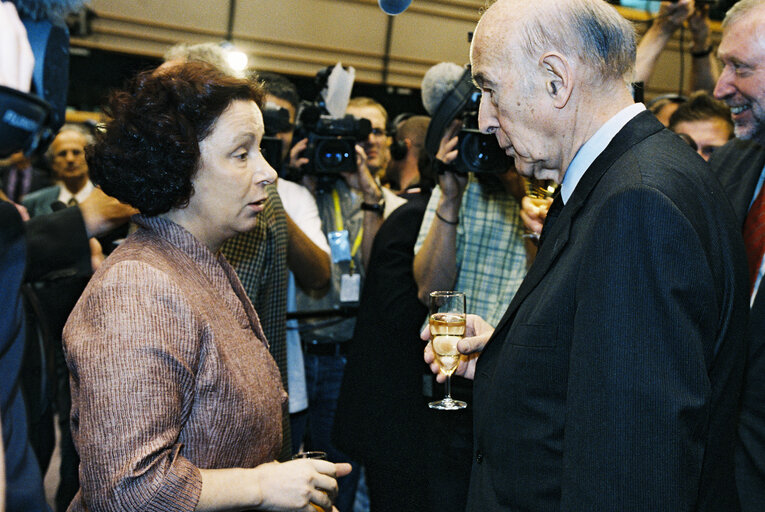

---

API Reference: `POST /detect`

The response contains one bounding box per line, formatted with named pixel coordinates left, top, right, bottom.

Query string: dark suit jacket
left=0, top=164, right=52, bottom=203
left=333, top=193, right=431, bottom=471
left=469, top=112, right=749, bottom=511
left=22, top=184, right=61, bottom=217
left=710, top=138, right=765, bottom=512
left=1, top=203, right=50, bottom=512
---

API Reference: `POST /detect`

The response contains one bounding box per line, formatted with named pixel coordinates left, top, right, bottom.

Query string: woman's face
left=181, top=99, right=277, bottom=251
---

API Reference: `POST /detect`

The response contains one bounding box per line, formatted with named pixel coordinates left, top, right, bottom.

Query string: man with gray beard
left=709, top=1, right=765, bottom=509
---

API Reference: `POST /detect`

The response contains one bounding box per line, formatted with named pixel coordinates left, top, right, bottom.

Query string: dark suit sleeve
left=561, top=187, right=715, bottom=510
left=25, top=206, right=92, bottom=282
left=737, top=294, right=765, bottom=511
left=0, top=203, right=50, bottom=512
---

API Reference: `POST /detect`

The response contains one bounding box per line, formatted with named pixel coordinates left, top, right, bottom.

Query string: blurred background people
left=384, top=114, right=431, bottom=195
left=332, top=113, right=435, bottom=511
left=255, top=69, right=333, bottom=455
left=23, top=125, right=94, bottom=216
left=346, top=97, right=392, bottom=184
left=668, top=90, right=734, bottom=160
left=635, top=0, right=719, bottom=95
left=294, top=95, right=404, bottom=511
left=64, top=61, right=350, bottom=511
left=0, top=151, right=50, bottom=204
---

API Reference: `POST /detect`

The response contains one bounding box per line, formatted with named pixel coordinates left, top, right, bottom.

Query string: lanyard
left=332, top=188, right=363, bottom=268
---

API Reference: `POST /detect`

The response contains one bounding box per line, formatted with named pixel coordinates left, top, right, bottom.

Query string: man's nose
left=713, top=67, right=734, bottom=101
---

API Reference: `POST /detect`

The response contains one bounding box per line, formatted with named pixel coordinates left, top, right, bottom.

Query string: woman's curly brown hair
left=87, top=62, right=264, bottom=215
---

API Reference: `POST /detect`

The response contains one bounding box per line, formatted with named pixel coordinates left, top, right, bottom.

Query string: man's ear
left=540, top=52, right=572, bottom=109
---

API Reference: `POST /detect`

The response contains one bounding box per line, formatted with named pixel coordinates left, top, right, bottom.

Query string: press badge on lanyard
left=331, top=189, right=362, bottom=304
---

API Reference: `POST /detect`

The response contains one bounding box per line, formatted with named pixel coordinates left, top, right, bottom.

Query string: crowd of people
left=2, top=0, right=765, bottom=511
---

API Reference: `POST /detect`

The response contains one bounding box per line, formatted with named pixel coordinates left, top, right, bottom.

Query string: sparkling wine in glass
left=428, top=291, right=468, bottom=410
left=522, top=178, right=558, bottom=241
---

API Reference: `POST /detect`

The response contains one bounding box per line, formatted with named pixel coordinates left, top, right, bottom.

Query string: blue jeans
left=300, top=352, right=360, bottom=512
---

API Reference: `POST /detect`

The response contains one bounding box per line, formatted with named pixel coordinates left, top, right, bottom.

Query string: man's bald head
left=473, top=0, right=636, bottom=87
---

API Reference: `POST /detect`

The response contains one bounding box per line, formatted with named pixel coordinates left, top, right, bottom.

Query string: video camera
left=261, top=105, right=291, bottom=176
left=0, top=0, right=72, bottom=158
left=293, top=67, right=371, bottom=176
left=425, top=66, right=512, bottom=174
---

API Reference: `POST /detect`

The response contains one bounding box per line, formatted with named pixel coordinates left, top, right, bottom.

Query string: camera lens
left=459, top=131, right=507, bottom=173
left=316, top=138, right=354, bottom=172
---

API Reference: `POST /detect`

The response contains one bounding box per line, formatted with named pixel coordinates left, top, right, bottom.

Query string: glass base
left=428, top=397, right=467, bottom=410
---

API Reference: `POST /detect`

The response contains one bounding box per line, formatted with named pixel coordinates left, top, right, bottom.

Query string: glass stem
left=445, top=375, right=453, bottom=400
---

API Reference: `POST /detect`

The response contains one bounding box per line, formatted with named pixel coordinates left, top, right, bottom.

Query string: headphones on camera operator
left=388, top=112, right=414, bottom=161
left=0, top=0, right=70, bottom=158
left=424, top=66, right=512, bottom=175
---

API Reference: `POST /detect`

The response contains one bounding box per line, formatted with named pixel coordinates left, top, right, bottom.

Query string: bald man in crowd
left=424, top=0, right=749, bottom=510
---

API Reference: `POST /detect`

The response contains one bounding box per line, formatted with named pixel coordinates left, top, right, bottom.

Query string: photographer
left=411, top=62, right=530, bottom=512
left=635, top=0, right=720, bottom=109
left=294, top=96, right=403, bottom=511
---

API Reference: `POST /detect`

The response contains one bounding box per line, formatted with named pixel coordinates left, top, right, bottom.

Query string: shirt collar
left=560, top=103, right=646, bottom=204
left=57, top=179, right=94, bottom=204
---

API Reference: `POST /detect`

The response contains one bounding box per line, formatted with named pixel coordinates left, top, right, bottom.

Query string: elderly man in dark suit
left=708, top=1, right=765, bottom=510
left=424, top=0, right=749, bottom=510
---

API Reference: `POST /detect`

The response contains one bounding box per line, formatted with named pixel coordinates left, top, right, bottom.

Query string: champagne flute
left=428, top=291, right=468, bottom=410
left=522, top=178, right=558, bottom=241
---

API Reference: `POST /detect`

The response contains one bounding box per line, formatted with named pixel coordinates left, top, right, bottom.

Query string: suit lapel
left=491, top=111, right=664, bottom=338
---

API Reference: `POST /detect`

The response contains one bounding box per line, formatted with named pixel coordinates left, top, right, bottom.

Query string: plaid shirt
left=221, top=182, right=291, bottom=459
left=415, top=175, right=527, bottom=325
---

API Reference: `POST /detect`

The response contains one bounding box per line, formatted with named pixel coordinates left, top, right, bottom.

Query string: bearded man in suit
left=424, top=0, right=749, bottom=510
left=708, top=1, right=765, bottom=509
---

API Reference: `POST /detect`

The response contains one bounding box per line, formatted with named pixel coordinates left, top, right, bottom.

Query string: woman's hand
left=250, top=459, right=352, bottom=511
left=289, top=138, right=310, bottom=170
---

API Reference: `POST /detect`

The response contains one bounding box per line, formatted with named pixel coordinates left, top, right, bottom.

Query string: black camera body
left=295, top=98, right=371, bottom=176
left=425, top=67, right=512, bottom=174
left=261, top=106, right=292, bottom=176
left=303, top=114, right=371, bottom=175
left=455, top=89, right=511, bottom=174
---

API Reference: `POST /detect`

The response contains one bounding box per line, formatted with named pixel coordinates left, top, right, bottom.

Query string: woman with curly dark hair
left=62, top=62, right=350, bottom=511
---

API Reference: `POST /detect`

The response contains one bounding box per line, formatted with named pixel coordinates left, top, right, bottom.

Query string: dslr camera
left=425, top=66, right=512, bottom=174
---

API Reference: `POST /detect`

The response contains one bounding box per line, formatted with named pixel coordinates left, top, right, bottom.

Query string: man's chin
left=734, top=122, right=765, bottom=145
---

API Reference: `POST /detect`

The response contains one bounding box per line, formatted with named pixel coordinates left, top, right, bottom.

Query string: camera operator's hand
left=688, top=4, right=711, bottom=52
left=289, top=137, right=310, bottom=170
left=436, top=120, right=468, bottom=204
left=656, top=0, right=694, bottom=32
left=0, top=1, right=35, bottom=92
left=342, top=144, right=383, bottom=203
left=79, top=187, right=138, bottom=238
